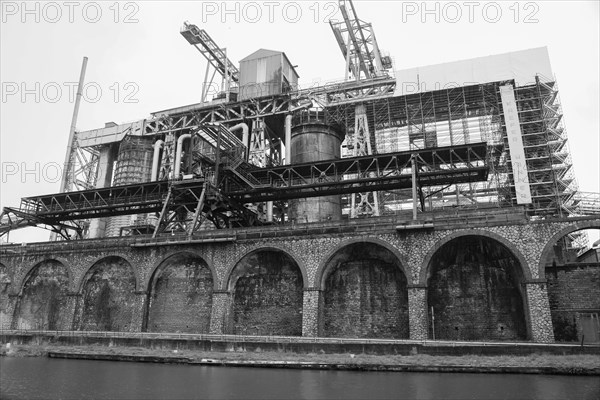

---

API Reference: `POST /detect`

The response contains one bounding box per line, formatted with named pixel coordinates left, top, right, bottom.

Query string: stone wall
left=0, top=263, right=14, bottom=330
left=228, top=250, right=303, bottom=336
left=427, top=236, right=527, bottom=341
left=11, top=260, right=71, bottom=331
left=0, top=216, right=597, bottom=343
left=72, top=256, right=138, bottom=332
left=546, top=263, right=600, bottom=341
left=146, top=253, right=213, bottom=334
left=320, top=242, right=409, bottom=339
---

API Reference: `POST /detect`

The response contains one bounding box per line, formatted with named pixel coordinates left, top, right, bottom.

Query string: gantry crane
left=180, top=22, right=239, bottom=102
left=329, top=0, right=393, bottom=81
left=329, top=0, right=395, bottom=217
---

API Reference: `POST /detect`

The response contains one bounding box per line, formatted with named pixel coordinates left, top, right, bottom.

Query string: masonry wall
left=0, top=263, right=12, bottom=330
left=427, top=236, right=528, bottom=341
left=546, top=263, right=600, bottom=342
left=1, top=217, right=597, bottom=342
left=229, top=251, right=303, bottom=336
left=146, top=254, right=213, bottom=334
left=11, top=260, right=71, bottom=331
left=73, top=256, right=138, bottom=332
left=321, top=242, right=409, bottom=339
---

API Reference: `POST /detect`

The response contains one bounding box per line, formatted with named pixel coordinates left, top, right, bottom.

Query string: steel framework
left=1, top=143, right=489, bottom=237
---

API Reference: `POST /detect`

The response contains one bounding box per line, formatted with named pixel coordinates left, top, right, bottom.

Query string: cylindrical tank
left=288, top=120, right=343, bottom=223
left=105, top=136, right=154, bottom=237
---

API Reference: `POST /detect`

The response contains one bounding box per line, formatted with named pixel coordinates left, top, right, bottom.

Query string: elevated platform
left=1, top=143, right=489, bottom=237
left=225, top=142, right=489, bottom=202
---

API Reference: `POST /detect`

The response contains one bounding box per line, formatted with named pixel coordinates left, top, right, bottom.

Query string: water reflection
left=1, top=357, right=599, bottom=400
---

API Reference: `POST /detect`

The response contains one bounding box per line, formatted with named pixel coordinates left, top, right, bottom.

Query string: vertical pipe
left=412, top=155, right=418, bottom=220
left=266, top=201, right=273, bottom=222
left=229, top=123, right=249, bottom=162
left=60, top=56, right=88, bottom=193
left=174, top=134, right=191, bottom=178
left=285, top=114, right=292, bottom=165
left=224, top=48, right=230, bottom=102
left=151, top=140, right=164, bottom=181
left=214, top=127, right=222, bottom=185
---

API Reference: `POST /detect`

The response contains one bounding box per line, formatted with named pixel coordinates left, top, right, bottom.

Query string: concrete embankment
left=2, top=331, right=600, bottom=376
left=45, top=350, right=600, bottom=376
left=2, top=331, right=599, bottom=357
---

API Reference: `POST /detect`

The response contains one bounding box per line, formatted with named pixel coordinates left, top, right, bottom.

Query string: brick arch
left=75, top=254, right=140, bottom=294
left=538, top=220, right=600, bottom=278
left=16, top=257, right=73, bottom=296
left=223, top=245, right=308, bottom=290
left=315, top=237, right=409, bottom=290
left=145, top=251, right=218, bottom=292
left=419, top=229, right=532, bottom=285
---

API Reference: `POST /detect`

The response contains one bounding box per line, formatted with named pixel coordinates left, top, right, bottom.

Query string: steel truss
left=326, top=82, right=513, bottom=214
left=329, top=0, right=391, bottom=80
left=1, top=143, right=489, bottom=237
left=180, top=22, right=240, bottom=83
left=348, top=104, right=380, bottom=218
left=222, top=143, right=488, bottom=203
left=0, top=207, right=82, bottom=240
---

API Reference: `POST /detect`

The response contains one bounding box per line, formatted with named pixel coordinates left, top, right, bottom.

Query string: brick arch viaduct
left=1, top=216, right=598, bottom=343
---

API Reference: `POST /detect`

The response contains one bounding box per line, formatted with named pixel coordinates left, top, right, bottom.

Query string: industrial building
left=1, top=1, right=599, bottom=343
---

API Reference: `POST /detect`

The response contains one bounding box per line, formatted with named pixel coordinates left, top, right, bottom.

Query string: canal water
left=1, top=357, right=599, bottom=400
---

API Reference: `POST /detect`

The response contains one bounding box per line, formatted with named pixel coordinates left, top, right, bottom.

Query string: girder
left=1, top=143, right=490, bottom=237
left=223, top=143, right=489, bottom=203
left=180, top=22, right=239, bottom=83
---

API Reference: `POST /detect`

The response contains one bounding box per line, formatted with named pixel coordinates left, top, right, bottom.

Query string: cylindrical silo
left=288, top=118, right=343, bottom=223
left=105, top=135, right=154, bottom=237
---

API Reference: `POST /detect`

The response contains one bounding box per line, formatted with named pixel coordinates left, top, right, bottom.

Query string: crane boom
left=329, top=0, right=392, bottom=80
left=181, top=22, right=239, bottom=83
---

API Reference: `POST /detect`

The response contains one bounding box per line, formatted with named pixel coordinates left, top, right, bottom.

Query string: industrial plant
left=1, top=1, right=598, bottom=344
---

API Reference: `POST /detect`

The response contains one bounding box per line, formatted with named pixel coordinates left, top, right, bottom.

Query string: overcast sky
left=1, top=0, right=599, bottom=243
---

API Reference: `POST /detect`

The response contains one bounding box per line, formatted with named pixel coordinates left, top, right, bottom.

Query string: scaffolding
left=325, top=77, right=579, bottom=218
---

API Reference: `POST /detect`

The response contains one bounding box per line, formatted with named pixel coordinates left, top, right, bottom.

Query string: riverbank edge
left=42, top=351, right=600, bottom=376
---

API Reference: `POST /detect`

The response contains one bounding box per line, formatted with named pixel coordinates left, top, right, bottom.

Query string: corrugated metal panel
left=240, top=53, right=281, bottom=100
left=256, top=57, right=267, bottom=83
left=240, top=48, right=281, bottom=61
left=239, top=49, right=300, bottom=100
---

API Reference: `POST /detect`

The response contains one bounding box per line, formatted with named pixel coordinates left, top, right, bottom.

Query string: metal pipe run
left=284, top=114, right=292, bottom=165
left=229, top=122, right=249, bottom=148
left=228, top=122, right=249, bottom=161
left=151, top=140, right=164, bottom=181
left=174, top=134, right=192, bottom=178
left=412, top=155, right=418, bottom=220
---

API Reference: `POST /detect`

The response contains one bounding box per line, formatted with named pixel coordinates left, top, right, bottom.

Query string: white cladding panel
left=394, top=47, right=553, bottom=95
left=500, top=84, right=532, bottom=205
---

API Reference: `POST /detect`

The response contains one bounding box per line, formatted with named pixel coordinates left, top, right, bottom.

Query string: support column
left=525, top=280, right=554, bottom=343
left=209, top=290, right=231, bottom=334
left=2, top=295, right=18, bottom=330
left=408, top=285, right=428, bottom=340
left=61, top=293, right=80, bottom=331
left=302, top=288, right=320, bottom=337
left=130, top=291, right=147, bottom=332
left=350, top=104, right=379, bottom=218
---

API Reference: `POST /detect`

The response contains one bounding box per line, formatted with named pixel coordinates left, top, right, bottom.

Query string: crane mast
left=329, top=0, right=392, bottom=81
left=180, top=22, right=239, bottom=102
